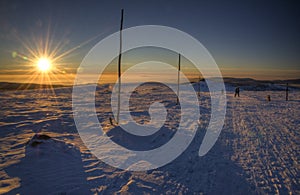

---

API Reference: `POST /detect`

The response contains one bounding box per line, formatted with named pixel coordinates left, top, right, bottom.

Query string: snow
left=0, top=82, right=299, bottom=194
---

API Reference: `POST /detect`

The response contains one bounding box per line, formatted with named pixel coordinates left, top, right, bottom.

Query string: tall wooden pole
left=286, top=83, right=288, bottom=101
left=117, top=9, right=124, bottom=124
left=176, top=54, right=181, bottom=105
left=198, top=76, right=201, bottom=97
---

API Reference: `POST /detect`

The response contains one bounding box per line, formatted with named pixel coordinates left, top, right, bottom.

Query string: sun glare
left=37, top=58, right=51, bottom=72
left=12, top=27, right=96, bottom=86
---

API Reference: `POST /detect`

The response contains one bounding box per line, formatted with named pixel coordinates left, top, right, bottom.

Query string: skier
left=234, top=87, right=240, bottom=97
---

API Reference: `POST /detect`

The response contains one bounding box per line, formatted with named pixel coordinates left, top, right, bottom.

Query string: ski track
left=229, top=91, right=300, bottom=194
left=0, top=85, right=299, bottom=194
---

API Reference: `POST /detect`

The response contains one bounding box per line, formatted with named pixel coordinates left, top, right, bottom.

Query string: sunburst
left=10, top=23, right=118, bottom=93
left=37, top=58, right=52, bottom=72
left=11, top=33, right=74, bottom=91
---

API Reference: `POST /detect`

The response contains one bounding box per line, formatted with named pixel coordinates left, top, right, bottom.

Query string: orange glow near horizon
left=1, top=67, right=299, bottom=86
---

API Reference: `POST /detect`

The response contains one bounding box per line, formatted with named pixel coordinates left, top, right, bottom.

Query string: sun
left=37, top=58, right=51, bottom=72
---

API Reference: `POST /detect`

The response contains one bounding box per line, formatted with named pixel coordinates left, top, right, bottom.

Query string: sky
left=0, top=0, right=299, bottom=84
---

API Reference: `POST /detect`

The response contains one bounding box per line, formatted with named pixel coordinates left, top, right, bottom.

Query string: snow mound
left=6, top=134, right=90, bottom=194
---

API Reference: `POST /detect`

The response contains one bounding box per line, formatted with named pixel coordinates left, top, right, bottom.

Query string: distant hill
left=223, top=77, right=300, bottom=84
left=188, top=77, right=300, bottom=91
left=0, top=82, right=68, bottom=91
left=222, top=78, right=300, bottom=91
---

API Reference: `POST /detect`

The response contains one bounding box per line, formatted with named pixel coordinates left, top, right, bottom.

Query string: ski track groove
left=230, top=92, right=299, bottom=194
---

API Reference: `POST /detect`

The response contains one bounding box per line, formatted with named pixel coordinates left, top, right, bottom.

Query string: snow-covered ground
left=0, top=82, right=299, bottom=194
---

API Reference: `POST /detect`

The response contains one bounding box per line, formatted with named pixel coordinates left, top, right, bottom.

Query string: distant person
left=109, top=117, right=114, bottom=126
left=234, top=87, right=240, bottom=97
